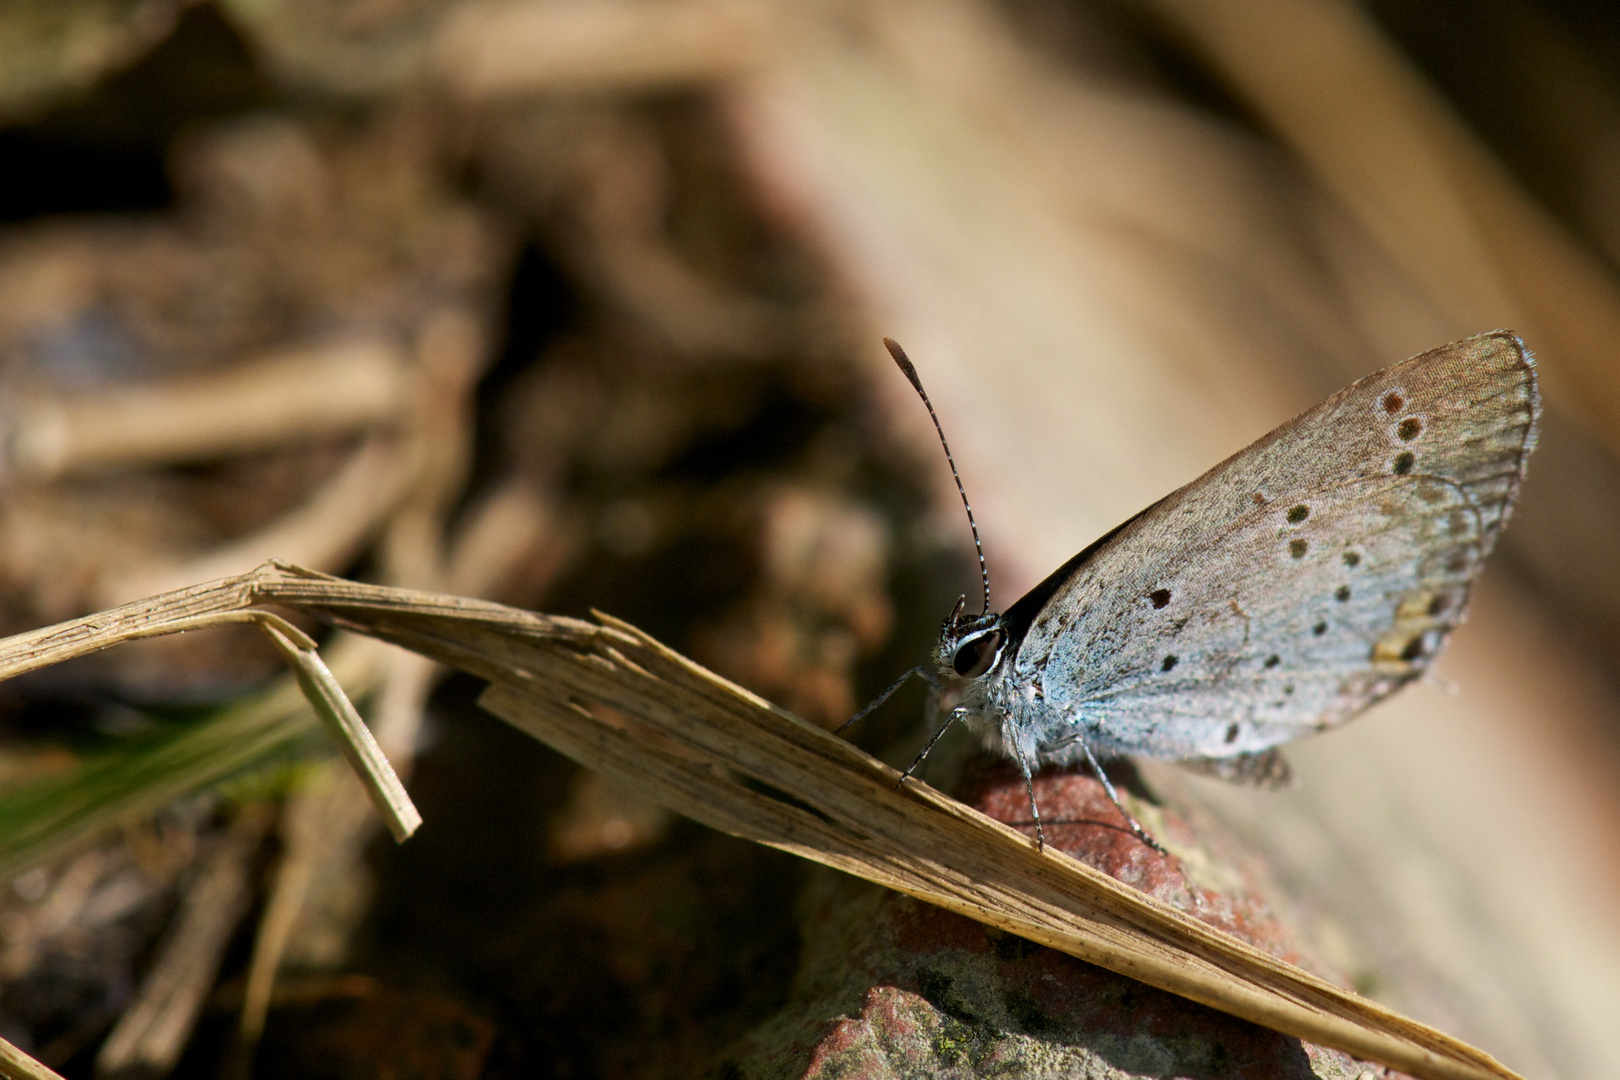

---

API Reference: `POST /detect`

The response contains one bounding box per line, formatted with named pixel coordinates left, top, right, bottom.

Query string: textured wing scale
left=1011, top=331, right=1538, bottom=762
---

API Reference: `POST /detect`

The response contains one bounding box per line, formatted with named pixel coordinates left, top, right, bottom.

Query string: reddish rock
left=717, top=759, right=1400, bottom=1080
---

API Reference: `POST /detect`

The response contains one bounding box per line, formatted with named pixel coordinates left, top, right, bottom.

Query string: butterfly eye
left=952, top=629, right=1005, bottom=678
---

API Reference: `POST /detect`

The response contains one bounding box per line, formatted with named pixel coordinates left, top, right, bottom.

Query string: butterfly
left=845, top=333, right=1540, bottom=851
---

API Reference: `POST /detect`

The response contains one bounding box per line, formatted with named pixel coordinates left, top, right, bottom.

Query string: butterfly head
left=934, top=597, right=1009, bottom=687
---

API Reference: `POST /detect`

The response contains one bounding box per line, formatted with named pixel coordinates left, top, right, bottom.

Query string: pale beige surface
left=731, top=0, right=1347, bottom=593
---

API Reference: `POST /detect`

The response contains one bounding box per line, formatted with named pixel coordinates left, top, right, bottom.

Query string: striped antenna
left=883, top=338, right=992, bottom=617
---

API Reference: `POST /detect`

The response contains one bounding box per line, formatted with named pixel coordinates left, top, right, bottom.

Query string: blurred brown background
left=0, top=0, right=1617, bottom=1077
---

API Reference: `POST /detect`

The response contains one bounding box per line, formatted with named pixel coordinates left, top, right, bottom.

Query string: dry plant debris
left=0, top=561, right=1528, bottom=1080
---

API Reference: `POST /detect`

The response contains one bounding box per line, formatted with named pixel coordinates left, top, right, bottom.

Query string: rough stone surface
left=716, top=759, right=1402, bottom=1080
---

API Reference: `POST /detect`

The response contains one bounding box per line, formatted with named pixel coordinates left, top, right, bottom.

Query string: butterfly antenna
left=884, top=338, right=992, bottom=617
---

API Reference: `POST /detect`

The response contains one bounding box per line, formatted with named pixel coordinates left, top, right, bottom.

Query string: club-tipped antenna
left=883, top=338, right=991, bottom=617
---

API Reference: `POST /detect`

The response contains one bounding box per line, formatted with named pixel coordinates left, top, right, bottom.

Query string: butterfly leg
left=1008, top=740, right=1047, bottom=852
left=838, top=665, right=942, bottom=733
left=1075, top=739, right=1167, bottom=856
left=896, top=706, right=967, bottom=786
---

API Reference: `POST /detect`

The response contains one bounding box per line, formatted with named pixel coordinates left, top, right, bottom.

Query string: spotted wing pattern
left=1011, top=331, right=1538, bottom=762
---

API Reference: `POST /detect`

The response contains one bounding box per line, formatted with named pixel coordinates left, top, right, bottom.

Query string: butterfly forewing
left=1034, top=475, right=1483, bottom=759
left=1013, top=331, right=1538, bottom=762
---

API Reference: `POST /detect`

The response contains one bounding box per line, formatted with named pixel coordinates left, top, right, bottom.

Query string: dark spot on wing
left=1284, top=685, right=1295, bottom=695
left=1312, top=621, right=1328, bottom=636
left=1393, top=451, right=1415, bottom=475
left=1383, top=391, right=1405, bottom=413
left=1287, top=504, right=1309, bottom=524
left=1448, top=511, right=1470, bottom=537
left=1335, top=585, right=1351, bottom=602
left=1161, top=655, right=1178, bottom=672
left=1264, top=654, right=1280, bottom=668
left=1225, top=723, right=1240, bottom=744
left=1252, top=492, right=1268, bottom=506
left=1150, top=588, right=1171, bottom=609
left=1289, top=538, right=1308, bottom=559
left=1401, top=636, right=1425, bottom=661
left=1343, top=551, right=1360, bottom=568
left=1446, top=552, right=1470, bottom=574
left=1428, top=594, right=1450, bottom=616
left=1397, top=417, right=1422, bottom=440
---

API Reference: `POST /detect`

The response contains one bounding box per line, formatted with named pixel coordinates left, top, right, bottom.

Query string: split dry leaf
left=0, top=561, right=1524, bottom=1080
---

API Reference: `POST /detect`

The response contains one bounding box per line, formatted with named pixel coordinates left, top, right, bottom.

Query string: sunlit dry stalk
left=4, top=339, right=409, bottom=482
left=0, top=1036, right=64, bottom=1080
left=432, top=0, right=764, bottom=98
left=255, top=620, right=420, bottom=842
left=0, top=562, right=1524, bottom=1080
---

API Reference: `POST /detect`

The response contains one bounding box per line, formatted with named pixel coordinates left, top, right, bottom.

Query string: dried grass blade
left=0, top=1036, right=65, bottom=1080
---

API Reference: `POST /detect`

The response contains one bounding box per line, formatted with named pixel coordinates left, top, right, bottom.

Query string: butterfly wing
left=1009, top=331, right=1538, bottom=762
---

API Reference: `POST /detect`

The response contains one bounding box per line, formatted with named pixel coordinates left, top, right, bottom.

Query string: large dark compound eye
left=952, top=628, right=1006, bottom=678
